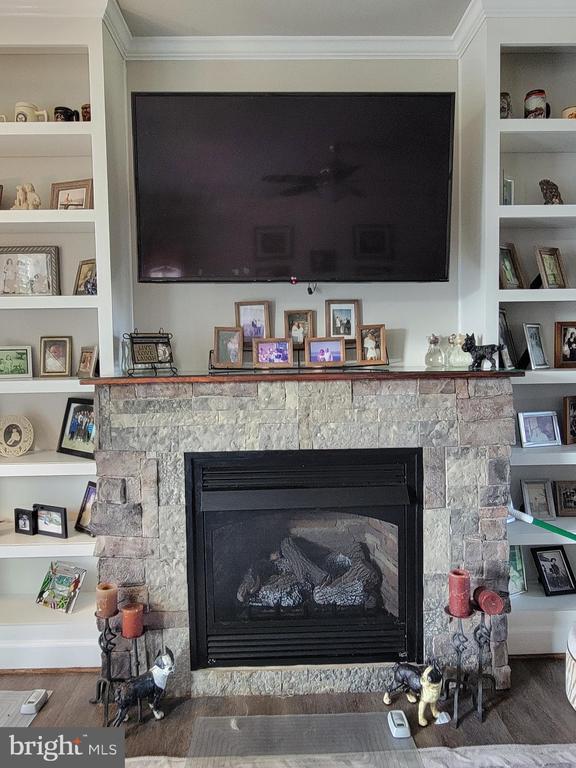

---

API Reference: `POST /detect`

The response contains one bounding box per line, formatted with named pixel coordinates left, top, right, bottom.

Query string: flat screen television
left=132, top=92, right=454, bottom=283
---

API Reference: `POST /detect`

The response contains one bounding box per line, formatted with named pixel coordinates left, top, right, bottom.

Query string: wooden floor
left=1, top=659, right=575, bottom=756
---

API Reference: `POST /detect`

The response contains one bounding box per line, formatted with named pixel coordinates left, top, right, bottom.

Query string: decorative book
left=35, top=560, right=86, bottom=614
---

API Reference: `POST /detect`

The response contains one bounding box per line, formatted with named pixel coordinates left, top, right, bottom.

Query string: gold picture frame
left=235, top=301, right=271, bottom=349
left=50, top=178, right=93, bottom=210
left=252, top=338, right=293, bottom=368
left=39, top=336, right=72, bottom=377
left=536, top=246, right=568, bottom=289
left=325, top=299, right=361, bottom=340
left=213, top=327, right=243, bottom=368
left=304, top=337, right=346, bottom=367
left=284, top=309, right=315, bottom=349
left=356, top=324, right=388, bottom=365
left=499, top=243, right=526, bottom=289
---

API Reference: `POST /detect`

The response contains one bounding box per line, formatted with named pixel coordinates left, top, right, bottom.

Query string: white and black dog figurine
left=111, top=647, right=175, bottom=727
left=383, top=662, right=443, bottom=727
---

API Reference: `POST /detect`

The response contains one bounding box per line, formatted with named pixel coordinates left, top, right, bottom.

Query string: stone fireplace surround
left=91, top=372, right=516, bottom=697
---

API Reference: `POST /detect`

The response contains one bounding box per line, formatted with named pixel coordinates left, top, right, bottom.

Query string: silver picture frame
left=521, top=479, right=556, bottom=519
left=0, top=245, right=60, bottom=296
left=518, top=410, right=562, bottom=448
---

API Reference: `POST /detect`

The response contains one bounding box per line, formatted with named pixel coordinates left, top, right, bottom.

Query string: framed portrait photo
left=75, top=481, right=96, bottom=535
left=523, top=323, right=549, bottom=369
left=50, top=178, right=93, bottom=210
left=76, top=345, right=98, bottom=379
left=499, top=309, right=518, bottom=370
left=518, top=411, right=561, bottom=448
left=325, top=300, right=361, bottom=340
left=0, top=415, right=34, bottom=458
left=305, top=337, right=346, bottom=367
left=554, top=322, right=576, bottom=368
left=33, top=504, right=68, bottom=539
left=213, top=327, right=243, bottom=368
left=536, top=246, right=568, bottom=289
left=0, top=346, right=32, bottom=379
left=284, top=310, right=315, bottom=349
left=531, top=546, right=576, bottom=597
left=57, top=398, right=96, bottom=460
left=73, top=259, right=97, bottom=295
left=554, top=481, right=576, bottom=517
left=356, top=324, right=388, bottom=365
left=40, top=336, right=72, bottom=377
left=499, top=243, right=526, bottom=289
left=0, top=245, right=60, bottom=296
left=521, top=479, right=556, bottom=519
left=563, top=396, right=576, bottom=445
left=253, top=338, right=293, bottom=368
left=14, top=508, right=37, bottom=537
left=235, top=301, right=271, bottom=348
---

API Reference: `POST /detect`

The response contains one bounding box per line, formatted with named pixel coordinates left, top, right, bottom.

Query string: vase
left=425, top=335, right=445, bottom=369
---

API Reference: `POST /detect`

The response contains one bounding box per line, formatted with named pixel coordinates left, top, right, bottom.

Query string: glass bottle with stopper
left=425, top=334, right=445, bottom=369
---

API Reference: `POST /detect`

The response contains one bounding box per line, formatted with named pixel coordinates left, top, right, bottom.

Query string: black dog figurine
left=462, top=333, right=503, bottom=371
left=111, top=647, right=175, bottom=727
left=383, top=662, right=443, bottom=727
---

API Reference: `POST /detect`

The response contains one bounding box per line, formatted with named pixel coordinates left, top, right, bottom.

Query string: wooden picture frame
left=555, top=321, right=576, bottom=368
left=252, top=338, right=293, bottom=368
left=304, top=337, right=346, bottom=367
left=531, top=545, right=576, bottom=597
left=57, top=397, right=96, bottom=460
left=563, top=396, right=576, bottom=445
left=73, top=259, right=97, bottom=295
left=33, top=504, right=68, bottom=539
left=50, top=178, right=93, bottom=210
left=325, top=299, right=361, bottom=340
left=284, top=310, right=315, bottom=349
left=536, top=246, right=568, bottom=289
left=75, top=481, right=97, bottom=536
left=235, top=301, right=271, bottom=349
left=76, top=345, right=98, bottom=378
left=499, top=243, right=526, bottom=289
left=554, top=481, right=576, bottom=517
left=39, top=336, right=72, bottom=377
left=356, top=324, right=388, bottom=365
left=0, top=245, right=60, bottom=296
left=518, top=411, right=561, bottom=448
left=521, top=479, right=556, bottom=519
left=213, top=327, right=243, bottom=368
left=523, top=323, right=549, bottom=369
left=0, top=346, right=32, bottom=379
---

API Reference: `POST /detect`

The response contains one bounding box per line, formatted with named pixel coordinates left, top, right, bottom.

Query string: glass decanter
left=447, top=333, right=472, bottom=369
left=425, top=334, right=445, bottom=369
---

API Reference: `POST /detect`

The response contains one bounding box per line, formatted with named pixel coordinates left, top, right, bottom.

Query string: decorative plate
left=0, top=415, right=34, bottom=457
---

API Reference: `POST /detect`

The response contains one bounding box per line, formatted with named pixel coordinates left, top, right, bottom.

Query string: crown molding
left=103, top=0, right=131, bottom=57
left=482, top=0, right=576, bottom=18
left=0, top=0, right=108, bottom=16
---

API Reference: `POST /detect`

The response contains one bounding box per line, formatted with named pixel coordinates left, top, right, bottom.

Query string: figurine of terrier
left=111, top=647, right=175, bottom=726
left=462, top=333, right=503, bottom=371
left=383, top=662, right=443, bottom=727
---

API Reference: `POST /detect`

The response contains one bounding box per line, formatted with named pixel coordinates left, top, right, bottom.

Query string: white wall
left=125, top=59, right=459, bottom=369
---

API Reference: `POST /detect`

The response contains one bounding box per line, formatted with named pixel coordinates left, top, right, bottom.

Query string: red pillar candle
left=121, top=603, right=144, bottom=639
left=448, top=568, right=471, bottom=617
left=473, top=586, right=505, bottom=616
left=96, top=582, right=118, bottom=618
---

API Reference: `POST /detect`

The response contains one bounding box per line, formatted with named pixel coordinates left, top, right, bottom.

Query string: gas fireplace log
left=280, top=537, right=328, bottom=587
left=313, top=544, right=380, bottom=607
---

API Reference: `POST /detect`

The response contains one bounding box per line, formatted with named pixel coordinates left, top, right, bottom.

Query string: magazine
left=35, top=560, right=87, bottom=613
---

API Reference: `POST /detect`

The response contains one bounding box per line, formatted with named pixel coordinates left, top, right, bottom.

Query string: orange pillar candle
left=473, top=586, right=505, bottom=616
left=448, top=568, right=471, bottom=617
left=121, top=603, right=144, bottom=639
left=96, top=582, right=118, bottom=618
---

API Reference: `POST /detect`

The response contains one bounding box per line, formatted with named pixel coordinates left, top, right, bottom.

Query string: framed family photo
left=50, top=179, right=93, bottom=210
left=73, top=259, right=97, bottom=295
left=57, top=398, right=96, bottom=459
left=34, top=504, right=68, bottom=539
left=40, top=336, right=72, bottom=377
left=76, top=345, right=98, bottom=378
left=235, top=301, right=271, bottom=349
left=305, top=337, right=345, bottom=367
left=555, top=322, right=576, bottom=368
left=325, top=299, right=361, bottom=340
left=521, top=479, right=556, bottom=519
left=0, top=245, right=60, bottom=296
left=531, top=546, right=576, bottom=596
left=253, top=338, right=292, bottom=368
left=518, top=411, right=561, bottom=448
left=213, top=327, right=243, bottom=368
left=536, top=246, right=568, bottom=289
left=499, top=243, right=526, bottom=289
left=75, top=481, right=97, bottom=535
left=284, top=310, right=315, bottom=349
left=554, top=481, right=576, bottom=517
left=356, top=324, right=388, bottom=365
left=523, top=323, right=549, bottom=369
left=0, top=346, right=32, bottom=378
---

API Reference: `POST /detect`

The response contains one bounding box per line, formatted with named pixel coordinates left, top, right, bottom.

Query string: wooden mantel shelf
left=83, top=367, right=524, bottom=386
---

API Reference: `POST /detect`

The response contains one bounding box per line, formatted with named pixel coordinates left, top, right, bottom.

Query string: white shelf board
left=511, top=445, right=576, bottom=466
left=0, top=378, right=93, bottom=394
left=0, top=519, right=95, bottom=558
left=0, top=451, right=95, bottom=477
left=0, top=125, right=92, bottom=157
left=500, top=120, right=576, bottom=153
left=0, top=210, right=95, bottom=233
left=0, top=295, right=98, bottom=310
left=498, top=288, right=576, bottom=302
left=513, top=370, right=576, bottom=385
left=0, top=592, right=96, bottom=627
left=511, top=583, right=576, bottom=614
left=499, top=205, right=576, bottom=228
left=507, top=517, right=576, bottom=546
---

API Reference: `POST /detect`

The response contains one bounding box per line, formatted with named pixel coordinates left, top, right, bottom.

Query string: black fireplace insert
left=186, top=449, right=423, bottom=668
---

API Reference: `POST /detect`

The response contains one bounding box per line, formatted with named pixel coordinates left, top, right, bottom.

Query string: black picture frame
left=57, top=397, right=95, bottom=460
left=75, top=481, right=97, bottom=536
left=14, top=508, right=37, bottom=536
left=531, top=545, right=576, bottom=597
left=33, top=504, right=68, bottom=539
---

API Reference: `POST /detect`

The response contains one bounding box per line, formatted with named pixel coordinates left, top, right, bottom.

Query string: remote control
left=20, top=689, right=48, bottom=715
left=387, top=709, right=411, bottom=738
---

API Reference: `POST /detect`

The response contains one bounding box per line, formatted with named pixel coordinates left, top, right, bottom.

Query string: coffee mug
left=14, top=102, right=48, bottom=122
left=500, top=92, right=512, bottom=119
left=81, top=103, right=91, bottom=122
left=563, top=105, right=576, bottom=119
left=524, top=89, right=550, bottom=119
left=54, top=106, right=80, bottom=122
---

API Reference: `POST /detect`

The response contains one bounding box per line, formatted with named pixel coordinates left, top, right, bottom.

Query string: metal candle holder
left=90, top=612, right=120, bottom=727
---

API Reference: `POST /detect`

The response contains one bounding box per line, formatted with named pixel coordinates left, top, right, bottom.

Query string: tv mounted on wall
left=132, top=92, right=454, bottom=283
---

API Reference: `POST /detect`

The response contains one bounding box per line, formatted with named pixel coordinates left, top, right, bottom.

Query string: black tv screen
left=133, top=92, right=454, bottom=283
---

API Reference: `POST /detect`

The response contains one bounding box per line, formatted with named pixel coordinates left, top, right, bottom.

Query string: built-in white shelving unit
left=0, top=452, right=95, bottom=478
left=511, top=445, right=576, bottom=467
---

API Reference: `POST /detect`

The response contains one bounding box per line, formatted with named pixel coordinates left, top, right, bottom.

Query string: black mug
left=54, top=106, right=80, bottom=122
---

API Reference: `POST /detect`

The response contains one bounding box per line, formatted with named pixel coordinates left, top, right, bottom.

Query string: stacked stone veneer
left=92, top=376, right=515, bottom=697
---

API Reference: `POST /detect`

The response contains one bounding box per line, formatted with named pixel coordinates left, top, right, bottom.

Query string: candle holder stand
left=441, top=608, right=473, bottom=728
left=471, top=611, right=496, bottom=722
left=90, top=612, right=125, bottom=727
left=126, top=634, right=144, bottom=723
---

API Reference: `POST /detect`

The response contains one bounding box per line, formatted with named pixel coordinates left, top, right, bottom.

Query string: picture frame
left=554, top=481, right=576, bottom=517
left=14, top=508, right=37, bottom=537
left=73, top=259, right=97, bottom=295
left=499, top=243, right=525, bottom=289
left=40, top=336, right=72, bottom=377
left=212, top=327, right=243, bottom=368
left=235, top=301, right=271, bottom=348
left=36, top=560, right=86, bottom=614
left=0, top=346, right=32, bottom=379
left=75, top=481, right=97, bottom=536
left=0, top=415, right=34, bottom=458
left=57, top=398, right=96, bottom=460
left=284, top=310, right=315, bottom=350
left=252, top=338, right=293, bottom=368
left=129, top=331, right=174, bottom=369
left=521, top=479, right=556, bottom=519
left=531, top=545, right=576, bottom=597
left=523, top=323, right=549, bottom=369
left=518, top=411, right=561, bottom=448
left=563, top=396, right=576, bottom=445
left=536, top=246, right=568, bottom=289
left=50, top=178, right=93, bottom=210
left=0, top=245, right=60, bottom=296
left=76, top=345, right=98, bottom=379
left=305, top=337, right=346, bottom=367
left=325, top=299, right=361, bottom=340
left=356, top=324, right=388, bottom=365
left=502, top=175, right=515, bottom=206
left=498, top=309, right=518, bottom=369
left=33, top=504, right=68, bottom=539
left=509, top=545, right=527, bottom=596
left=554, top=321, right=576, bottom=368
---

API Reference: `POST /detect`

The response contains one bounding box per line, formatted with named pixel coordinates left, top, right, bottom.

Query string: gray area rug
left=0, top=690, right=51, bottom=728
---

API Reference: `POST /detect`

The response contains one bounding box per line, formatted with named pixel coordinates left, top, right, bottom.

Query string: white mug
left=14, top=102, right=48, bottom=122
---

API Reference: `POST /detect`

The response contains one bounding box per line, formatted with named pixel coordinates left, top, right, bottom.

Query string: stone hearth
left=92, top=375, right=515, bottom=696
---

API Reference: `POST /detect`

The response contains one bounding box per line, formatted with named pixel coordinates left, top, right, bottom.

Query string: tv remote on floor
left=387, top=709, right=411, bottom=738
left=20, top=689, right=48, bottom=714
